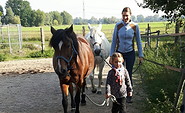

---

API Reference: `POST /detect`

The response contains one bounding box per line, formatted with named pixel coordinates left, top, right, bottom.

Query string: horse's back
left=77, top=36, right=90, bottom=46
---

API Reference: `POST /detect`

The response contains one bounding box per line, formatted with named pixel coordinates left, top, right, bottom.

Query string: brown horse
left=49, top=25, right=94, bottom=113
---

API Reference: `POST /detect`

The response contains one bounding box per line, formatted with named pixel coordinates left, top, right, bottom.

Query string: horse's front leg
left=75, top=86, right=81, bottom=113
left=97, top=62, right=105, bottom=94
left=69, top=83, right=76, bottom=111
left=60, top=84, right=69, bottom=113
left=89, top=70, right=97, bottom=93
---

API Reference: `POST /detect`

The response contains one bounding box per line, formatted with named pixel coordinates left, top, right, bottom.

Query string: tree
left=0, top=5, right=4, bottom=24
left=31, top=10, right=45, bottom=26
left=73, top=17, right=83, bottom=25
left=4, top=7, right=20, bottom=24
left=142, top=0, right=185, bottom=43
left=44, top=13, right=52, bottom=25
left=131, top=15, right=136, bottom=22
left=0, top=5, right=3, bottom=16
left=137, top=15, right=144, bottom=22
left=88, top=16, right=98, bottom=24
left=6, top=0, right=32, bottom=26
left=142, top=0, right=185, bottom=21
left=49, top=11, right=63, bottom=25
left=61, top=11, right=72, bottom=25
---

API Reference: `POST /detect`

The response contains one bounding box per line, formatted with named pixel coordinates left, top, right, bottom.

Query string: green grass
left=0, top=21, right=180, bottom=61
left=140, top=42, right=184, bottom=112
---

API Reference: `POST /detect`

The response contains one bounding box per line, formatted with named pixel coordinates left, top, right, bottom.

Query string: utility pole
left=83, top=0, right=85, bottom=20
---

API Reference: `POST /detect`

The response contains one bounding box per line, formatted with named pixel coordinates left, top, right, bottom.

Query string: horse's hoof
left=91, top=89, right=97, bottom=93
left=81, top=102, right=86, bottom=106
left=97, top=91, right=102, bottom=94
left=71, top=107, right=76, bottom=111
left=101, top=82, right=104, bottom=85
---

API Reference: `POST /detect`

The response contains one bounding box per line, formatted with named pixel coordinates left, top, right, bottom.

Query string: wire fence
left=0, top=24, right=22, bottom=53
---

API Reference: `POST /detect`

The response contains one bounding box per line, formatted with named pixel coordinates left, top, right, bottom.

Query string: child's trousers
left=111, top=97, right=126, bottom=113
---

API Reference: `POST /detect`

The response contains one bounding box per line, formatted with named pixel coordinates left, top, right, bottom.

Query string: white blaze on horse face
left=58, top=41, right=63, bottom=50
left=93, top=31, right=102, bottom=50
left=58, top=41, right=63, bottom=73
left=58, top=59, right=62, bottom=73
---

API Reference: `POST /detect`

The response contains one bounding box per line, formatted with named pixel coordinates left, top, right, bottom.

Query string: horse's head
left=87, top=23, right=104, bottom=56
left=49, top=25, right=78, bottom=78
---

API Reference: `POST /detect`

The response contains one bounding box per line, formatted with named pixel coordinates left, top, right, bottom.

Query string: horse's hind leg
left=81, top=79, right=86, bottom=106
left=75, top=87, right=81, bottom=113
left=69, top=83, right=76, bottom=111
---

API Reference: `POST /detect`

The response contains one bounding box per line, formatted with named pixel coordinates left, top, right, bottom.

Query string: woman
left=110, top=7, right=144, bottom=103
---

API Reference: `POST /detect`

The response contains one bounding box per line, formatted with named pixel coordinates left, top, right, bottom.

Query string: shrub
left=0, top=54, right=6, bottom=62
left=141, top=42, right=183, bottom=112
left=28, top=49, right=53, bottom=58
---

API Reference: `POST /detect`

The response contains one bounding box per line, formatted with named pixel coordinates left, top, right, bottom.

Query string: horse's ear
left=51, top=26, right=56, bottom=34
left=68, top=24, right=73, bottom=33
left=88, top=23, right=92, bottom=29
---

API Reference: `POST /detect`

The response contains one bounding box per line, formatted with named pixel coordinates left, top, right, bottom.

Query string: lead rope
left=85, top=94, right=120, bottom=107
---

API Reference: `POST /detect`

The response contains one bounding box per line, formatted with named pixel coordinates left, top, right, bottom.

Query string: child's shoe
left=126, top=96, right=133, bottom=103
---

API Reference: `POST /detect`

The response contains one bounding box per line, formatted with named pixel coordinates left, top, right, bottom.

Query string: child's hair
left=109, top=52, right=124, bottom=64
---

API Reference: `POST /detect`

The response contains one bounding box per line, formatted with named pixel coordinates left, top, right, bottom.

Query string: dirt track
left=0, top=58, right=146, bottom=113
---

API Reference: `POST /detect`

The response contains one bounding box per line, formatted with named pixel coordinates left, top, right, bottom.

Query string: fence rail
left=142, top=31, right=185, bottom=112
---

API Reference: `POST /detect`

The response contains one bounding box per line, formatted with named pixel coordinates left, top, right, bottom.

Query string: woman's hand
left=138, top=57, right=144, bottom=64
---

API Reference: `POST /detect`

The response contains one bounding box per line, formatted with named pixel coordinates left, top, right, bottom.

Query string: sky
left=0, top=0, right=164, bottom=19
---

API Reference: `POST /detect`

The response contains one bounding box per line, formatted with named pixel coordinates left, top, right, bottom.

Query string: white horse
left=85, top=23, right=110, bottom=94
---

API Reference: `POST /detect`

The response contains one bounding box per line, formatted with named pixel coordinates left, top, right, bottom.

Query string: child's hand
left=128, top=92, right=132, bottom=96
left=105, top=94, right=111, bottom=99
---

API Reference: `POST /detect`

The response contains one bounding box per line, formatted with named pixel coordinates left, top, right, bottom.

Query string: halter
left=56, top=44, right=78, bottom=71
left=93, top=42, right=102, bottom=47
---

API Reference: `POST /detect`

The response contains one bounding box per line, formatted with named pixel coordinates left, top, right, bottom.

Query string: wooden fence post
left=147, top=23, right=151, bottom=47
left=82, top=26, right=85, bottom=37
left=174, top=69, right=185, bottom=111
left=156, top=30, right=160, bottom=56
left=40, top=27, right=45, bottom=53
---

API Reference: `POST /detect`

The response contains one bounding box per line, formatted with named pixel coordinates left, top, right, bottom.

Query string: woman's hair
left=109, top=52, right=124, bottom=64
left=122, top=7, right=132, bottom=15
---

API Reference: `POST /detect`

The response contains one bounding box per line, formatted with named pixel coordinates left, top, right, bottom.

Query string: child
left=105, top=52, right=133, bottom=113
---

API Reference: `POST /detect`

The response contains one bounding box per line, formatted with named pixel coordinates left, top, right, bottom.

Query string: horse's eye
left=90, top=36, right=93, bottom=39
left=68, top=45, right=71, bottom=48
left=66, top=44, right=71, bottom=48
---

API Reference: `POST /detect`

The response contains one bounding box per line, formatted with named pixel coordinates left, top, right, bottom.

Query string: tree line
left=0, top=0, right=167, bottom=27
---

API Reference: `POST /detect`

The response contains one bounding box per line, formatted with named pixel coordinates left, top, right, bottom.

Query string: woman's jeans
left=118, top=50, right=135, bottom=85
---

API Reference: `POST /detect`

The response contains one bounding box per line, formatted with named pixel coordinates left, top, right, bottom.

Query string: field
left=0, top=21, right=179, bottom=61
left=21, top=22, right=174, bottom=41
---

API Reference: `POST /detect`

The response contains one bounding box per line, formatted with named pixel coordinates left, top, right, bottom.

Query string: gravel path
left=0, top=58, right=146, bottom=113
